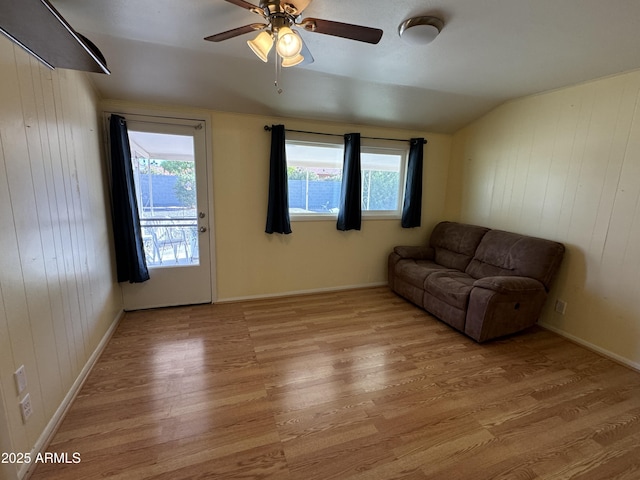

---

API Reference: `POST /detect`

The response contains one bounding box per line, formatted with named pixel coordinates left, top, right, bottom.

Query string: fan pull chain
left=274, top=54, right=283, bottom=94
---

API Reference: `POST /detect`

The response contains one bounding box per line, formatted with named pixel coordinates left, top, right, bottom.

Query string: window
left=361, top=151, right=403, bottom=213
left=128, top=129, right=199, bottom=267
left=285, top=135, right=407, bottom=219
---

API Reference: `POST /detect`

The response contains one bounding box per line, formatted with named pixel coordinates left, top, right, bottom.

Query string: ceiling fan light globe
left=276, top=27, right=302, bottom=58
left=281, top=53, right=304, bottom=67
left=247, top=31, right=273, bottom=62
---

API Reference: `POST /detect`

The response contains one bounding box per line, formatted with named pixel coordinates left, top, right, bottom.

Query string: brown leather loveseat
left=388, top=221, right=565, bottom=342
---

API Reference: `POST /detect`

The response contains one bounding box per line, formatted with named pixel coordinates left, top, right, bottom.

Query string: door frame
left=101, top=103, right=217, bottom=305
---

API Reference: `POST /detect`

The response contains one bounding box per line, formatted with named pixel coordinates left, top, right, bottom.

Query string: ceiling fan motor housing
left=262, top=1, right=300, bottom=19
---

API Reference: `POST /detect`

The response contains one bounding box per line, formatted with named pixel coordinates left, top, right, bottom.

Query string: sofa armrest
left=393, top=245, right=434, bottom=260
left=465, top=276, right=547, bottom=342
left=472, top=276, right=545, bottom=294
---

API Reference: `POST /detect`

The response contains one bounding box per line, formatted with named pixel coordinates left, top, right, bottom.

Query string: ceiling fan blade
left=204, top=23, right=267, bottom=42
left=299, top=18, right=383, bottom=44
left=223, top=0, right=266, bottom=17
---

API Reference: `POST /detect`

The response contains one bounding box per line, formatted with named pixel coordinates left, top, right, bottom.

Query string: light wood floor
left=31, top=287, right=640, bottom=479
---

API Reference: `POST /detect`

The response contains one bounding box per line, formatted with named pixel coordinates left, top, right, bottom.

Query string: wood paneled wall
left=0, top=39, right=121, bottom=479
left=449, top=69, right=640, bottom=369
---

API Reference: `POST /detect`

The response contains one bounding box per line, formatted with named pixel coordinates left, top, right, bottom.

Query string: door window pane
left=128, top=131, right=199, bottom=267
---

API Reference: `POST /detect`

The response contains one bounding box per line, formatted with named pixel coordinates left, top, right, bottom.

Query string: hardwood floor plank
left=30, top=287, right=640, bottom=479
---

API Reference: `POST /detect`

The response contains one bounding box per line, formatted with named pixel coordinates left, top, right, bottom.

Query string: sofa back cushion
left=465, top=229, right=565, bottom=290
left=429, top=222, right=490, bottom=271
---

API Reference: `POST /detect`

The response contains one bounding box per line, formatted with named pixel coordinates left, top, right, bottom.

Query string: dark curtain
left=265, top=124, right=292, bottom=234
left=401, top=138, right=425, bottom=228
left=109, top=114, right=150, bottom=283
left=337, top=133, right=362, bottom=231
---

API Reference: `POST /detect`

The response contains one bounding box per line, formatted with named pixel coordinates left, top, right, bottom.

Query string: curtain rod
left=263, top=126, right=427, bottom=144
left=105, top=112, right=204, bottom=129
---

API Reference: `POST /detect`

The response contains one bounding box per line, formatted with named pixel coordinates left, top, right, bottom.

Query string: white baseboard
left=216, top=282, right=388, bottom=304
left=20, top=309, right=125, bottom=480
left=538, top=321, right=640, bottom=373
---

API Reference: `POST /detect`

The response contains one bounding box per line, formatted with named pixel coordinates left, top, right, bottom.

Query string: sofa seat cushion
left=395, top=259, right=454, bottom=289
left=425, top=271, right=476, bottom=310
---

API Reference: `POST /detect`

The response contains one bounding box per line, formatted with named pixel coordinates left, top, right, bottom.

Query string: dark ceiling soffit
left=0, top=0, right=110, bottom=74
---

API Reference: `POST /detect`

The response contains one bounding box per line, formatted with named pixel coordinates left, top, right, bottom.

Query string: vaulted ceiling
left=51, top=0, right=640, bottom=133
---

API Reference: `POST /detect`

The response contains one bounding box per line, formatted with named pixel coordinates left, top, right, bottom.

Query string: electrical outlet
left=555, top=299, right=567, bottom=315
left=20, top=393, right=33, bottom=423
left=14, top=365, right=27, bottom=394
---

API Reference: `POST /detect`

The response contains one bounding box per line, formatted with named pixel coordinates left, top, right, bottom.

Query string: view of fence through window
left=286, top=141, right=404, bottom=215
left=129, top=130, right=199, bottom=267
left=361, top=152, right=402, bottom=211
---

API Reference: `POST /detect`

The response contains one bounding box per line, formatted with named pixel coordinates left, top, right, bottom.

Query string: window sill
left=290, top=211, right=401, bottom=222
left=290, top=213, right=336, bottom=222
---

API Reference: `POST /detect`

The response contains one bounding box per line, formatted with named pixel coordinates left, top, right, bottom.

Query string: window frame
left=285, top=132, right=408, bottom=221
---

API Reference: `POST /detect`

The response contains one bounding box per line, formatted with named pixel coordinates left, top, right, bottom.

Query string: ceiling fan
left=204, top=0, right=383, bottom=68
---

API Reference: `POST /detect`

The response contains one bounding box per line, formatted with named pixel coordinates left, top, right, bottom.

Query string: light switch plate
left=14, top=365, right=27, bottom=395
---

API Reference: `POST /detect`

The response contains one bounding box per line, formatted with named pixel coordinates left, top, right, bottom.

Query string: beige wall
left=209, top=112, right=452, bottom=300
left=0, top=39, right=121, bottom=479
left=449, top=69, right=640, bottom=368
left=100, top=99, right=453, bottom=302
left=100, top=101, right=453, bottom=302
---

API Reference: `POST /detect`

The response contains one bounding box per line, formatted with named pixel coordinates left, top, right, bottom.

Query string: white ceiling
left=51, top=0, right=640, bottom=133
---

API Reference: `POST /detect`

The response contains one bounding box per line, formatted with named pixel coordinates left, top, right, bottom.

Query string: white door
left=118, top=116, right=213, bottom=310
